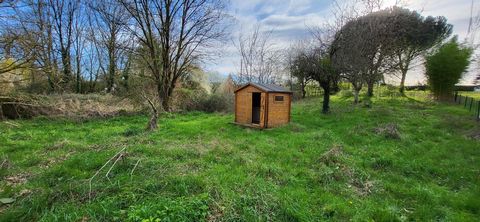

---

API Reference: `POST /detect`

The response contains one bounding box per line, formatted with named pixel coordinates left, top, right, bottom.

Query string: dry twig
left=88, top=146, right=126, bottom=201
left=130, top=159, right=141, bottom=178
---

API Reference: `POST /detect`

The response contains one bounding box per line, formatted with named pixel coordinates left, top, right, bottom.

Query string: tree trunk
left=147, top=112, right=158, bottom=130
left=321, top=83, right=330, bottom=114
left=367, top=82, right=374, bottom=97
left=107, top=58, right=115, bottom=93
left=353, top=88, right=360, bottom=104
left=157, top=83, right=171, bottom=112
left=61, top=49, right=72, bottom=87
left=107, top=38, right=116, bottom=93
left=399, top=69, right=407, bottom=94
left=76, top=71, right=81, bottom=93
left=145, top=96, right=158, bottom=131
left=301, top=82, right=306, bottom=98
left=331, top=80, right=339, bottom=94
left=0, top=104, right=4, bottom=120
left=47, top=74, right=55, bottom=92
left=438, top=93, right=453, bottom=102
left=76, top=54, right=81, bottom=93
left=161, top=96, right=170, bottom=112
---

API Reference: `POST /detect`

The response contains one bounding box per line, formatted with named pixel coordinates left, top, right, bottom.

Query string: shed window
left=274, top=96, right=284, bottom=102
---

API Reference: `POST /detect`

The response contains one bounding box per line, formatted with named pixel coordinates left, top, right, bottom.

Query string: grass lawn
left=1, top=95, right=479, bottom=221
left=458, top=91, right=480, bottom=100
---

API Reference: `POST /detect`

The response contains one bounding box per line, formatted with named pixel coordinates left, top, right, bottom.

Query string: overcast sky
left=205, top=0, right=479, bottom=85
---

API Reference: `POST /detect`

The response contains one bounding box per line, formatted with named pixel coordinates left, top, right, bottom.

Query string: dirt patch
left=374, top=123, right=400, bottom=139
left=350, top=179, right=376, bottom=197
left=40, top=151, right=75, bottom=169
left=4, top=173, right=29, bottom=186
left=16, top=189, right=32, bottom=197
left=468, top=130, right=480, bottom=141
left=207, top=202, right=224, bottom=222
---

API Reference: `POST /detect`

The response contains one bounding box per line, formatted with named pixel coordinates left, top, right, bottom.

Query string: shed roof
left=234, top=82, right=292, bottom=94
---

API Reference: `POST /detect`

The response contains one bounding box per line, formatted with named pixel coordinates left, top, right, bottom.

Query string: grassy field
left=1, top=94, right=479, bottom=221
left=458, top=91, right=480, bottom=100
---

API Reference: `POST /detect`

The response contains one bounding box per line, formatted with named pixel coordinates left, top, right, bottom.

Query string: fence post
left=470, top=98, right=474, bottom=111
left=454, top=91, right=458, bottom=102
left=477, top=101, right=480, bottom=121
left=464, top=96, right=468, bottom=108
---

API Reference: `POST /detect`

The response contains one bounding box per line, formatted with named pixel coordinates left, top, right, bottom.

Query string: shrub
left=339, top=89, right=354, bottom=98
left=174, top=88, right=233, bottom=113
left=425, top=37, right=472, bottom=101
left=195, top=93, right=233, bottom=113
left=380, top=85, right=402, bottom=98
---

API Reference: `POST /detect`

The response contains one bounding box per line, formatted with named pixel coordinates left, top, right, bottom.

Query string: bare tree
left=72, top=2, right=88, bottom=93
left=49, top=0, right=79, bottom=90
left=235, top=25, right=282, bottom=84
left=117, top=0, right=229, bottom=129
left=0, top=0, right=60, bottom=91
left=88, top=0, right=130, bottom=93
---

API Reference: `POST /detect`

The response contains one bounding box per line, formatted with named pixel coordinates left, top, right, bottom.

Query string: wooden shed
left=234, top=82, right=292, bottom=128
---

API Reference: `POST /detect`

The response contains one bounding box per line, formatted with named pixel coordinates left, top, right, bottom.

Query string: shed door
left=251, top=92, right=261, bottom=124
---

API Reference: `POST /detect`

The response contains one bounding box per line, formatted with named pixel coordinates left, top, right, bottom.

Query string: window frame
left=274, top=95, right=284, bottom=103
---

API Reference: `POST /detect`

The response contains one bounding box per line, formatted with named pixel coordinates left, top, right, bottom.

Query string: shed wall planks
left=266, top=93, right=290, bottom=127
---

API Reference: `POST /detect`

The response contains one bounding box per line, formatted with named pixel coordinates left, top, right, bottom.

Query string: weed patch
left=374, top=123, right=401, bottom=139
left=127, top=194, right=210, bottom=222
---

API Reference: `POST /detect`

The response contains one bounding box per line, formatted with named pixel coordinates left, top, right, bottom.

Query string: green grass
left=1, top=94, right=479, bottom=221
left=458, top=91, right=480, bottom=100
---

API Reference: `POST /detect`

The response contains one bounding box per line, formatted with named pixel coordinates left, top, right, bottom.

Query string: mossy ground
left=0, top=93, right=479, bottom=221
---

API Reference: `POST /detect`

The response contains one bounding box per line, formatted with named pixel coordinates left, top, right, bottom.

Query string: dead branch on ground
left=88, top=146, right=126, bottom=201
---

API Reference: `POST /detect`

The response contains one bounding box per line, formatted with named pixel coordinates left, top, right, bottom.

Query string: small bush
left=174, top=88, right=233, bottom=113
left=195, top=94, right=233, bottom=113
left=339, top=89, right=354, bottom=98
left=380, top=86, right=402, bottom=97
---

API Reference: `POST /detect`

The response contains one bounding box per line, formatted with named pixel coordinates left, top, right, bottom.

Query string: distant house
left=234, top=82, right=292, bottom=129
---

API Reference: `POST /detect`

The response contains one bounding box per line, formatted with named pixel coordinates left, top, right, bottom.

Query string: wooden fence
left=454, top=92, right=480, bottom=121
